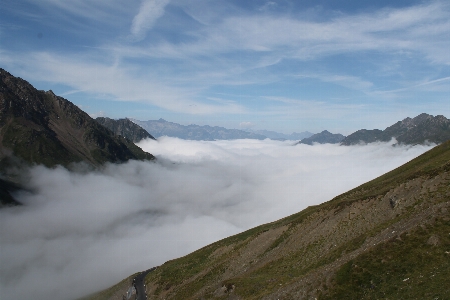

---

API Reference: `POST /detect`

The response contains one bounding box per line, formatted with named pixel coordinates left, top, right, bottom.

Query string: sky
left=0, top=138, right=434, bottom=300
left=0, top=0, right=449, bottom=134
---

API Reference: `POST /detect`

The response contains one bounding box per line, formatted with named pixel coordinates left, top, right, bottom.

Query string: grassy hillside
left=87, top=140, right=450, bottom=299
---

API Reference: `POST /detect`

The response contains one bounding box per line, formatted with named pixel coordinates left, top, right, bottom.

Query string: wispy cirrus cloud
left=9, top=0, right=135, bottom=28
left=130, top=0, right=171, bottom=41
left=98, top=0, right=449, bottom=100
left=2, top=51, right=244, bottom=115
left=372, top=76, right=450, bottom=97
left=122, top=1, right=449, bottom=64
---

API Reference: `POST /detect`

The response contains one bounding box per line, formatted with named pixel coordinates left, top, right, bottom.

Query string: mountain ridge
left=130, top=118, right=269, bottom=141
left=341, top=113, right=450, bottom=145
left=0, top=68, right=154, bottom=169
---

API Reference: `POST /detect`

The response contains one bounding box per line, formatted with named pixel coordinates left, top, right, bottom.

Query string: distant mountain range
left=294, top=113, right=450, bottom=146
left=130, top=118, right=268, bottom=141
left=133, top=113, right=449, bottom=145
left=341, top=113, right=450, bottom=145
left=244, top=129, right=314, bottom=141
left=130, top=118, right=313, bottom=141
left=297, top=130, right=345, bottom=145
left=96, top=117, right=155, bottom=143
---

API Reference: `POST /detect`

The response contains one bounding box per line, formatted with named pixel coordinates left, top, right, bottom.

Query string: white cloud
left=374, top=76, right=450, bottom=96
left=89, top=110, right=106, bottom=119
left=2, top=51, right=244, bottom=115
left=12, top=0, right=136, bottom=29
left=126, top=1, right=450, bottom=68
left=130, top=0, right=171, bottom=41
left=239, top=121, right=255, bottom=129
left=0, top=138, right=434, bottom=300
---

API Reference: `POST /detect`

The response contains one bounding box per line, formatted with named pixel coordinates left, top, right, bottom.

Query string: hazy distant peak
left=129, top=119, right=268, bottom=141
left=297, top=130, right=345, bottom=145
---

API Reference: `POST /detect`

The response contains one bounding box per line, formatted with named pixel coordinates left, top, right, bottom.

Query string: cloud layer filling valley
left=0, top=138, right=433, bottom=299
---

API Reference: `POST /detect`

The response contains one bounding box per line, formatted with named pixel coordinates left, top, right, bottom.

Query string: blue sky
left=1, top=0, right=449, bottom=135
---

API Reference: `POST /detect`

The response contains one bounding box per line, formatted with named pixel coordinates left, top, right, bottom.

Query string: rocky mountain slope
left=297, top=130, right=345, bottom=145
left=0, top=68, right=154, bottom=169
left=130, top=118, right=268, bottom=141
left=88, top=139, right=450, bottom=300
left=95, top=117, right=155, bottom=143
left=341, top=113, right=450, bottom=145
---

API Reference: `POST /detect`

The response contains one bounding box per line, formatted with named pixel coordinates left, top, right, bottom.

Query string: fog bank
left=0, top=138, right=433, bottom=299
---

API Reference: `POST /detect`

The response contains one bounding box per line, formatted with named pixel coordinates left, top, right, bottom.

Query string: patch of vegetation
left=166, top=262, right=227, bottom=299
left=151, top=244, right=220, bottom=295
left=322, top=217, right=450, bottom=299
left=326, top=140, right=450, bottom=208
left=79, top=275, right=135, bottom=300
left=1, top=120, right=78, bottom=167
left=225, top=232, right=367, bottom=299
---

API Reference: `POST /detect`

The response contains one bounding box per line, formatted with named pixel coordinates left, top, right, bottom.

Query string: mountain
left=95, top=117, right=155, bottom=143
left=89, top=139, right=450, bottom=299
left=297, top=130, right=345, bottom=145
left=130, top=118, right=268, bottom=141
left=0, top=69, right=155, bottom=205
left=245, top=129, right=314, bottom=141
left=341, top=113, right=450, bottom=145
left=0, top=68, right=154, bottom=169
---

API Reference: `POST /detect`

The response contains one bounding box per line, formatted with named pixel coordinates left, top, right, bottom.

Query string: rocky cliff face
left=96, top=117, right=155, bottom=143
left=341, top=113, right=450, bottom=145
left=0, top=68, right=154, bottom=169
left=297, top=130, right=345, bottom=145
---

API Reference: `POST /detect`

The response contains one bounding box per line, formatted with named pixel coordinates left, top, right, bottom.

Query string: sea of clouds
left=0, top=138, right=434, bottom=300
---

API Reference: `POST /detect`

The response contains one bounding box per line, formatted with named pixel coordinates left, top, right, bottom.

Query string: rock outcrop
left=96, top=117, right=155, bottom=143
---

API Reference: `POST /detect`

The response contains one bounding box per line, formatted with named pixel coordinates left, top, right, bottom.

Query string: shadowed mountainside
left=96, top=117, right=155, bottom=143
left=341, top=113, right=450, bottom=145
left=0, top=177, right=22, bottom=207
left=88, top=139, right=450, bottom=299
left=0, top=68, right=154, bottom=169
